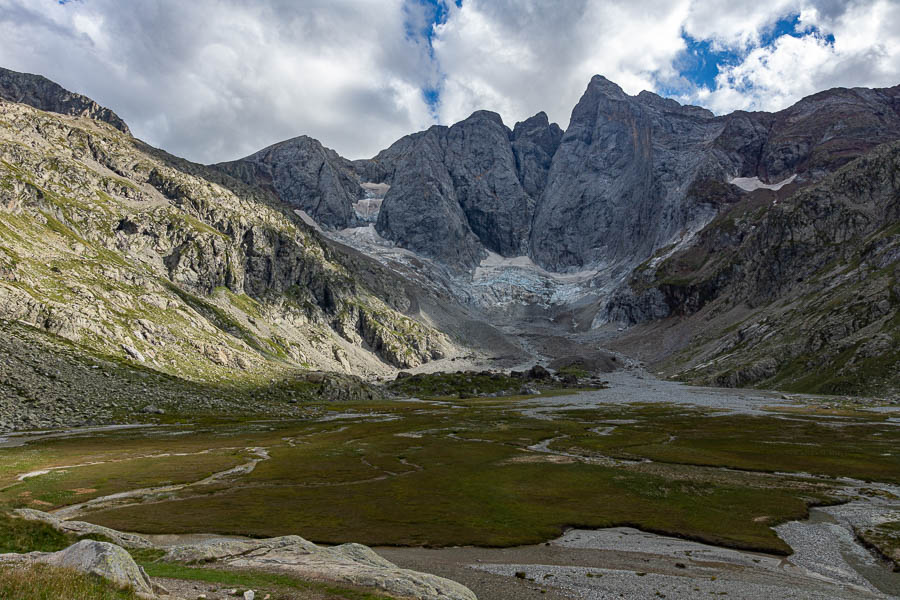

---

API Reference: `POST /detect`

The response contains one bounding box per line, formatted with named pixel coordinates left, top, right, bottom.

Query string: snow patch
left=354, top=182, right=389, bottom=222
left=293, top=209, right=322, bottom=231
left=474, top=252, right=595, bottom=283
left=728, top=174, right=797, bottom=192
left=470, top=251, right=600, bottom=308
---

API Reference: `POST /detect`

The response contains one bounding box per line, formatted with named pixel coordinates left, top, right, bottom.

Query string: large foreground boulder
left=166, top=535, right=477, bottom=600
left=0, top=539, right=164, bottom=599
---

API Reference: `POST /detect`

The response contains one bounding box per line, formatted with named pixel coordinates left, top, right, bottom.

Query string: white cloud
left=683, top=0, right=803, bottom=49
left=0, top=0, right=436, bottom=161
left=432, top=0, right=692, bottom=128
left=0, top=0, right=897, bottom=163
left=432, top=0, right=900, bottom=127
left=694, top=0, right=900, bottom=113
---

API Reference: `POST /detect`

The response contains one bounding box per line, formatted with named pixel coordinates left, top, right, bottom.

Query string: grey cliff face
left=0, top=66, right=130, bottom=134
left=379, top=78, right=898, bottom=275
left=217, top=135, right=363, bottom=229
left=531, top=76, right=721, bottom=271
left=530, top=76, right=900, bottom=273
left=374, top=110, right=563, bottom=269
left=511, top=111, right=563, bottom=200
left=374, top=125, right=485, bottom=269
left=212, top=75, right=900, bottom=277
left=444, top=110, right=535, bottom=257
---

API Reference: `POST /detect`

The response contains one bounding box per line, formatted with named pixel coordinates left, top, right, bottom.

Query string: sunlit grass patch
left=0, top=563, right=141, bottom=600
left=0, top=511, right=73, bottom=554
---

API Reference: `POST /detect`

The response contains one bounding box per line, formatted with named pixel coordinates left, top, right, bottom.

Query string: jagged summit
left=224, top=74, right=900, bottom=277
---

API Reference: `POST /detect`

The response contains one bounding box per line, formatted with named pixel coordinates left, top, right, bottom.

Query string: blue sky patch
left=405, top=0, right=460, bottom=114
left=673, top=14, right=836, bottom=95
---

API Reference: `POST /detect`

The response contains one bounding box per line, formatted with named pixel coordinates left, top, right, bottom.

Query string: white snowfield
left=728, top=174, right=797, bottom=192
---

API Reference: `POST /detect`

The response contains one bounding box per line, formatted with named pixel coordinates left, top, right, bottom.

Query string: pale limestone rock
left=14, top=508, right=154, bottom=549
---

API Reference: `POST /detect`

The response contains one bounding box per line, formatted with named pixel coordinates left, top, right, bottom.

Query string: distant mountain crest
left=224, top=75, right=900, bottom=275
left=0, top=66, right=130, bottom=134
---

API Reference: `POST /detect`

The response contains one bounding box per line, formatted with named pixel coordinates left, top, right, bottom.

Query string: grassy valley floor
left=1, top=374, right=899, bottom=598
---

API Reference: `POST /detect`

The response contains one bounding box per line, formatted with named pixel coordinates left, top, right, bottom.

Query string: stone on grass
left=166, top=535, right=476, bottom=600
left=0, top=539, right=164, bottom=599
left=14, top=508, right=154, bottom=549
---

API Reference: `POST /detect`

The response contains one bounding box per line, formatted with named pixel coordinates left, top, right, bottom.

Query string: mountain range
left=0, top=64, right=897, bottom=424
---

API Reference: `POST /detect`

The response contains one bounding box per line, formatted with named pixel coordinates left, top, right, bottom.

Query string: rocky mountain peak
left=217, top=73, right=900, bottom=282
left=588, top=74, right=626, bottom=95
left=461, top=109, right=507, bottom=128
left=512, top=111, right=562, bottom=145
left=635, top=89, right=714, bottom=118
left=217, top=134, right=363, bottom=229
left=0, top=66, right=130, bottom=134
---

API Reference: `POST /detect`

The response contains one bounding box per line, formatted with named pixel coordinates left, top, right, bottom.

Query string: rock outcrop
left=4, top=511, right=478, bottom=600
left=217, top=135, right=363, bottom=229
left=0, top=540, right=162, bottom=599
left=373, top=110, right=563, bottom=269
left=165, top=535, right=477, bottom=600
left=372, top=124, right=485, bottom=269
left=510, top=111, right=563, bottom=200
left=227, top=75, right=900, bottom=278
left=531, top=76, right=900, bottom=272
left=0, top=66, right=130, bottom=134
left=14, top=509, right=154, bottom=550
left=607, top=140, right=900, bottom=395
left=531, top=77, right=721, bottom=271
left=0, top=75, right=452, bottom=402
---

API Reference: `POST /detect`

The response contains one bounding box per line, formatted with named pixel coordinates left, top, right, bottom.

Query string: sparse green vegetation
left=386, top=371, right=530, bottom=398
left=2, top=449, right=248, bottom=509
left=555, top=365, right=589, bottom=378
left=8, top=397, right=891, bottom=556
left=0, top=563, right=141, bottom=600
left=0, top=511, right=74, bottom=554
left=858, top=520, right=900, bottom=570
left=554, top=405, right=900, bottom=483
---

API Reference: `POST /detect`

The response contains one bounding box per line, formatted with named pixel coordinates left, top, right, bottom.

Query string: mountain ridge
left=0, top=72, right=458, bottom=399
left=220, top=74, right=900, bottom=280
left=0, top=64, right=898, bottom=399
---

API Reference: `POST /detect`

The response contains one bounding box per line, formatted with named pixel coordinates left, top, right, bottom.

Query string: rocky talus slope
left=0, top=90, right=452, bottom=404
left=607, top=141, right=900, bottom=395
left=0, top=319, right=388, bottom=431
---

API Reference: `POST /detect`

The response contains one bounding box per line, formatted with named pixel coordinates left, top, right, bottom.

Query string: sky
left=0, top=0, right=898, bottom=163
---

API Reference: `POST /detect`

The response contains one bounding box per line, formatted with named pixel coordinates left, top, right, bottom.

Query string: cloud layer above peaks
left=1, top=0, right=897, bottom=162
